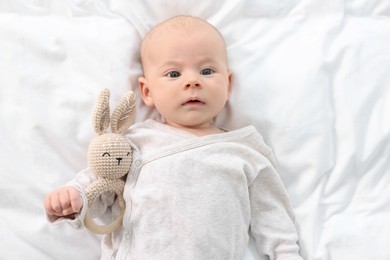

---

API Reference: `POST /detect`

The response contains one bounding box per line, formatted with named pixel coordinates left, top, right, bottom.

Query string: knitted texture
left=85, top=178, right=126, bottom=208
left=88, top=133, right=132, bottom=179
left=93, top=88, right=136, bottom=135
left=111, top=92, right=136, bottom=134
left=93, top=89, right=110, bottom=135
left=84, top=89, right=136, bottom=234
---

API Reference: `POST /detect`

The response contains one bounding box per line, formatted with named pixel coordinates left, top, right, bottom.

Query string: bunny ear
left=93, top=89, right=111, bottom=135
left=111, top=90, right=136, bottom=134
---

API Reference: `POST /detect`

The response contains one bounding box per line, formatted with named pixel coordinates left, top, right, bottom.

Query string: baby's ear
left=138, top=76, right=154, bottom=107
left=227, top=70, right=233, bottom=98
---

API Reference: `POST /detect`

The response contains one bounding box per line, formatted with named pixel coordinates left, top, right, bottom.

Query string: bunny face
left=88, top=133, right=132, bottom=179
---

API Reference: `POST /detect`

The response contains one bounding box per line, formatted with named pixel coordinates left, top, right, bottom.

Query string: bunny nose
left=116, top=158, right=122, bottom=165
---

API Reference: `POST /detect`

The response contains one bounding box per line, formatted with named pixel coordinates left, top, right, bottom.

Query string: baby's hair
left=140, top=15, right=227, bottom=68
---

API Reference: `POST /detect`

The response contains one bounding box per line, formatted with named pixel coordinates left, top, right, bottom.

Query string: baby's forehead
left=140, top=16, right=225, bottom=61
left=144, top=21, right=213, bottom=47
left=149, top=16, right=217, bottom=38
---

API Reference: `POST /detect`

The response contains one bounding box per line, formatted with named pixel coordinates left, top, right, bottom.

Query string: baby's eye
left=102, top=152, right=110, bottom=157
left=166, top=71, right=181, bottom=78
left=200, top=68, right=214, bottom=75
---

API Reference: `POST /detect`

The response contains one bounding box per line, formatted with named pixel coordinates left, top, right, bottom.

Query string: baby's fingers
left=59, top=190, right=72, bottom=212
left=68, top=188, right=82, bottom=213
left=45, top=193, right=64, bottom=216
left=44, top=194, right=57, bottom=216
left=44, top=187, right=82, bottom=217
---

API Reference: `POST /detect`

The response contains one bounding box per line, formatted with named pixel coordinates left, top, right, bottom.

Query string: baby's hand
left=44, top=186, right=83, bottom=218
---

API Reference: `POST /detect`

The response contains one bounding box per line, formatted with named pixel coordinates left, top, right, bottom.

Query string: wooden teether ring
left=84, top=179, right=126, bottom=234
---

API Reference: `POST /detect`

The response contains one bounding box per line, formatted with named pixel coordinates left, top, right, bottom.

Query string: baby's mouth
left=182, top=99, right=205, bottom=106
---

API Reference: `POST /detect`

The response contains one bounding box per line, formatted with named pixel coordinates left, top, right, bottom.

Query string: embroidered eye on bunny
left=84, top=88, right=136, bottom=234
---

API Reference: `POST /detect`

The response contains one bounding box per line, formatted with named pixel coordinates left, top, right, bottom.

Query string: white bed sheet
left=1, top=0, right=389, bottom=259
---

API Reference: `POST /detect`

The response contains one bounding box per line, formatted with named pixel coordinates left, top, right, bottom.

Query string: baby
left=44, top=15, right=303, bottom=260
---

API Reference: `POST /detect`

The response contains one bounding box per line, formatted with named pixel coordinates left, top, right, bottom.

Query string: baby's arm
left=250, top=164, right=303, bottom=260
left=43, top=168, right=118, bottom=228
left=43, top=168, right=96, bottom=225
left=44, top=186, right=83, bottom=222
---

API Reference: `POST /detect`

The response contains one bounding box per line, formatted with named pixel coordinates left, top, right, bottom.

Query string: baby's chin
left=165, top=120, right=223, bottom=136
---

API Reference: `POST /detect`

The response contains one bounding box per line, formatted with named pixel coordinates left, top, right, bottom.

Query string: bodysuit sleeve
left=249, top=164, right=303, bottom=260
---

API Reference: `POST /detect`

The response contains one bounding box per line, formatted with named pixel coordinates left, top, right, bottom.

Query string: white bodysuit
left=59, top=119, right=302, bottom=260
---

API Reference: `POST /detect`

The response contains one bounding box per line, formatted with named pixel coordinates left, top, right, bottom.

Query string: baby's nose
left=186, top=82, right=201, bottom=88
left=186, top=80, right=201, bottom=88
left=185, top=76, right=201, bottom=88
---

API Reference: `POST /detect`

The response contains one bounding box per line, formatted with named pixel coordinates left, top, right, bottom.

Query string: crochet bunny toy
left=84, top=88, right=136, bottom=234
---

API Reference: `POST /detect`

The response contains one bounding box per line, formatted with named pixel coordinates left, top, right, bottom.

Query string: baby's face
left=139, top=26, right=232, bottom=131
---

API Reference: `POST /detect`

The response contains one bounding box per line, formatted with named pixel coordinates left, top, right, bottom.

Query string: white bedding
left=1, top=0, right=389, bottom=259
